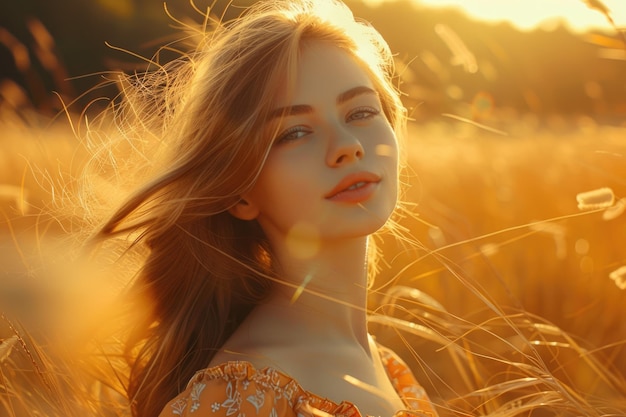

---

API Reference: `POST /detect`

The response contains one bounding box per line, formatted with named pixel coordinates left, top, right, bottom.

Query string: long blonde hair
left=89, top=1, right=406, bottom=416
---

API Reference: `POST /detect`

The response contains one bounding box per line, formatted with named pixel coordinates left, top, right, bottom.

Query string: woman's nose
left=326, top=128, right=365, bottom=167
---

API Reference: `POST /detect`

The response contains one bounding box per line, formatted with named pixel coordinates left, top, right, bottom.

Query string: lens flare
left=375, top=144, right=394, bottom=157
left=286, top=222, right=320, bottom=259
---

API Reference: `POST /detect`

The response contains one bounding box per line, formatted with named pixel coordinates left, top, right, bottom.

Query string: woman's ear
left=228, top=198, right=259, bottom=220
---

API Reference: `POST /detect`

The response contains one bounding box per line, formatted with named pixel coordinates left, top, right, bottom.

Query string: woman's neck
left=237, top=236, right=372, bottom=355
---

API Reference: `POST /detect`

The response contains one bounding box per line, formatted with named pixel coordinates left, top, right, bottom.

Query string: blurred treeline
left=1, top=0, right=625, bottom=124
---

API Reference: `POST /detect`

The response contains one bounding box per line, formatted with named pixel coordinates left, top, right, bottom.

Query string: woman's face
left=238, top=41, right=398, bottom=247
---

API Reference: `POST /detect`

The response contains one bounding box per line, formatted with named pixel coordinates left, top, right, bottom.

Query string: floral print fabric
left=159, top=345, right=437, bottom=417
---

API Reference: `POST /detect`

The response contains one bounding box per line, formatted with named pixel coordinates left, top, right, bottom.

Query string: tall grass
left=2, top=110, right=625, bottom=415
left=1, top=2, right=626, bottom=416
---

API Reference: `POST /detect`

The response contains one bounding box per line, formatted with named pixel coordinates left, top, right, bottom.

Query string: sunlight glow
left=363, top=0, right=626, bottom=32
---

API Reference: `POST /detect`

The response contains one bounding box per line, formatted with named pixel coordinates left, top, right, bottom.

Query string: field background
left=1, top=0, right=625, bottom=412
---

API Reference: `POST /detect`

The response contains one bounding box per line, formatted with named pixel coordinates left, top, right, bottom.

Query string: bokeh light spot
left=286, top=223, right=320, bottom=259
left=375, top=144, right=394, bottom=157
left=575, top=238, right=590, bottom=255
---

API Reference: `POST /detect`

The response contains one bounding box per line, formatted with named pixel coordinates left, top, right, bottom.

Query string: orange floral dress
left=158, top=345, right=438, bottom=417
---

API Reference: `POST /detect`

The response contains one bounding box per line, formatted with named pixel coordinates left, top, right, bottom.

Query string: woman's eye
left=276, top=126, right=310, bottom=144
left=347, top=107, right=380, bottom=122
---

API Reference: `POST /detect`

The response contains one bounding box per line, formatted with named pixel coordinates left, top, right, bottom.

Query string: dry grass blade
left=582, top=0, right=612, bottom=15
left=576, top=187, right=615, bottom=210
left=369, top=314, right=455, bottom=349
left=0, top=312, right=129, bottom=417
left=580, top=0, right=626, bottom=44
left=0, top=336, right=18, bottom=363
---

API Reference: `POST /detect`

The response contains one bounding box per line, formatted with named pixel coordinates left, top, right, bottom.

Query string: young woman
left=3, top=1, right=626, bottom=416
left=90, top=1, right=438, bottom=416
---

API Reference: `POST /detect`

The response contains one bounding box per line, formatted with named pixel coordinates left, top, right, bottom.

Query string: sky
left=361, top=0, right=626, bottom=32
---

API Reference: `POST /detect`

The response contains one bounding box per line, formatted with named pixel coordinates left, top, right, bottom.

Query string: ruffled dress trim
left=184, top=357, right=436, bottom=417
left=188, top=361, right=362, bottom=417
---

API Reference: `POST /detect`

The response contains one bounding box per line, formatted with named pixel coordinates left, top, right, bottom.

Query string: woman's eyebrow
left=269, top=104, right=312, bottom=119
left=336, top=85, right=378, bottom=105
left=268, top=85, right=378, bottom=120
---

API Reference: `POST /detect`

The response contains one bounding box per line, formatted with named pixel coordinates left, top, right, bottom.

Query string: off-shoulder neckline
left=189, top=360, right=364, bottom=417
left=184, top=344, right=428, bottom=417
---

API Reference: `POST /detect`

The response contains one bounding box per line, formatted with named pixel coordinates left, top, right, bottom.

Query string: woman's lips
left=325, top=172, right=381, bottom=203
